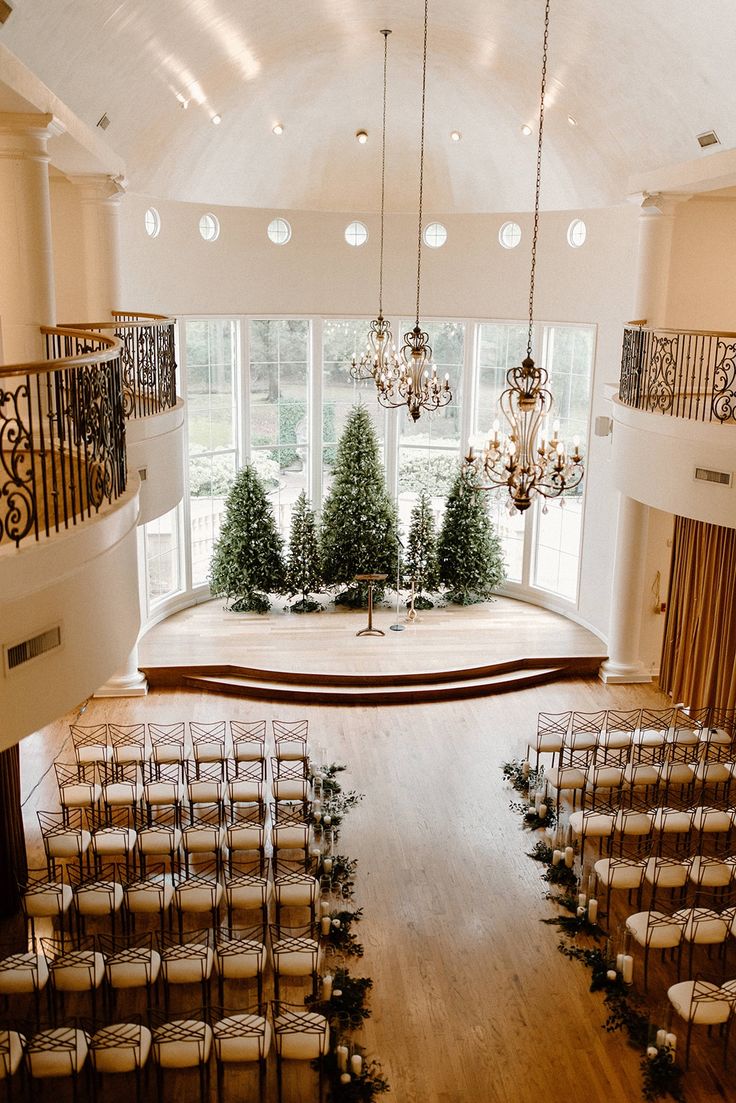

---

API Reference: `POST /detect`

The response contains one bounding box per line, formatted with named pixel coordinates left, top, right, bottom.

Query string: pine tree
left=404, top=491, right=440, bottom=609
left=209, top=464, right=286, bottom=613
left=320, top=404, right=399, bottom=606
left=286, top=490, right=323, bottom=613
left=437, top=464, right=506, bottom=604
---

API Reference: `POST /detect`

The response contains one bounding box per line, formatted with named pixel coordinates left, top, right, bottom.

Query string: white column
left=94, top=642, right=148, bottom=697
left=71, top=174, right=126, bottom=320
left=0, top=113, right=59, bottom=363
left=599, top=496, right=652, bottom=682
left=600, top=193, right=688, bottom=684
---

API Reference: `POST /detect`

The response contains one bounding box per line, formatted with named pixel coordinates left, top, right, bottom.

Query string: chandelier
left=374, top=0, right=453, bottom=423
left=350, top=30, right=401, bottom=384
left=464, top=0, right=584, bottom=511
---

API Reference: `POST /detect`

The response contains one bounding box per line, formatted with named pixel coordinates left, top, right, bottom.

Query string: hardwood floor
left=9, top=679, right=735, bottom=1103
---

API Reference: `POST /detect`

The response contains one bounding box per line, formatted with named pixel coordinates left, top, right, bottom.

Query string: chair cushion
left=546, top=767, right=586, bottom=790
left=162, top=946, right=214, bottom=984
left=272, top=826, right=308, bottom=850
left=686, top=855, right=734, bottom=887
left=227, top=826, right=264, bottom=851
left=138, top=827, right=182, bottom=853
left=183, top=826, right=225, bottom=851
left=228, top=781, right=263, bottom=803
left=153, top=1022, right=213, bottom=1068
left=60, top=784, right=101, bottom=807
left=273, top=780, right=308, bottom=802
left=90, top=1023, right=152, bottom=1073
left=272, top=939, right=318, bottom=976
left=45, top=830, right=92, bottom=858
left=674, top=907, right=729, bottom=944
left=92, top=828, right=137, bottom=854
left=644, top=857, right=688, bottom=889
left=27, top=1027, right=89, bottom=1078
left=75, top=881, right=124, bottom=915
left=152, top=744, right=184, bottom=763
left=213, top=1015, right=271, bottom=1063
left=275, top=877, right=318, bottom=907
left=145, top=783, right=181, bottom=805
left=175, top=883, right=224, bottom=912
left=691, top=806, right=732, bottom=832
left=668, top=980, right=731, bottom=1024
left=234, top=742, right=265, bottom=762
left=215, top=940, right=267, bottom=979
left=569, top=810, right=614, bottom=838
left=188, top=782, right=223, bottom=804
left=275, top=1012, right=329, bottom=1059
left=125, top=877, right=174, bottom=912
left=226, top=876, right=272, bottom=910
left=626, top=911, right=683, bottom=948
left=106, top=949, right=161, bottom=989
left=23, top=882, right=73, bottom=918
left=51, top=950, right=105, bottom=992
left=653, top=808, right=692, bottom=833
left=275, top=741, right=307, bottom=761
left=593, top=858, right=644, bottom=889
left=614, top=810, right=654, bottom=835
left=622, top=765, right=660, bottom=785
left=0, top=952, right=49, bottom=994
left=194, top=743, right=225, bottom=762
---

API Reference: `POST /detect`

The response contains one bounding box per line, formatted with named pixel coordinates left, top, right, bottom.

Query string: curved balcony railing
left=0, top=328, right=126, bottom=547
left=620, top=324, right=736, bottom=423
left=64, top=311, right=177, bottom=419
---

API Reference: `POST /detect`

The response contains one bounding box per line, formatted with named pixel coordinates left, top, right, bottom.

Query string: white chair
left=593, top=853, right=646, bottom=919
left=19, top=867, right=74, bottom=948
left=545, top=745, right=590, bottom=813
left=269, top=923, right=320, bottom=1001
left=634, top=708, right=675, bottom=749
left=598, top=709, right=640, bottom=756
left=186, top=762, right=225, bottom=821
left=568, top=709, right=606, bottom=753
left=230, top=721, right=267, bottom=766
left=150, top=1011, right=213, bottom=1103
left=613, top=806, right=654, bottom=853
left=42, top=939, right=105, bottom=1023
left=215, top=925, right=267, bottom=1004
left=148, top=723, right=187, bottom=780
left=271, top=1001, right=329, bottom=1103
left=0, top=945, right=49, bottom=1026
left=526, top=711, right=570, bottom=769
left=100, top=932, right=161, bottom=1012
left=25, top=1024, right=90, bottom=1102
left=54, top=762, right=101, bottom=819
left=0, top=1028, right=25, bottom=1097
left=643, top=855, right=689, bottom=910
left=124, top=866, right=175, bottom=941
left=226, top=811, right=266, bottom=870
left=190, top=721, right=228, bottom=767
left=625, top=909, right=684, bottom=989
left=89, top=1019, right=152, bottom=1103
left=667, top=978, right=735, bottom=1067
left=212, top=1005, right=271, bottom=1103
left=37, top=809, right=91, bottom=879
left=174, top=862, right=223, bottom=938
left=227, top=759, right=266, bottom=816
left=673, top=904, right=730, bottom=979
left=271, top=760, right=310, bottom=807
left=159, top=929, right=214, bottom=1013
left=86, top=808, right=137, bottom=878
left=137, top=807, right=181, bottom=875
left=109, top=723, right=147, bottom=767
left=225, top=859, right=272, bottom=930
left=102, top=762, right=144, bottom=817
left=69, top=863, right=125, bottom=941
left=274, top=862, right=319, bottom=924
left=270, top=805, right=310, bottom=867
left=144, top=763, right=183, bottom=825
left=71, top=723, right=110, bottom=766
left=272, top=720, right=309, bottom=764
left=182, top=805, right=226, bottom=874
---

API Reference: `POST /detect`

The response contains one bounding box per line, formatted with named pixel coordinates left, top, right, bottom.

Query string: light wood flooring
left=10, top=679, right=735, bottom=1103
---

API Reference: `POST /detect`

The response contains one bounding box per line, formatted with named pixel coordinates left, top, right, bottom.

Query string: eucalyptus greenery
left=307, top=967, right=374, bottom=1030
left=324, top=908, right=365, bottom=957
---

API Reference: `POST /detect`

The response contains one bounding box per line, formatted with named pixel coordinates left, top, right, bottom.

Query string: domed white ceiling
left=0, top=0, right=734, bottom=212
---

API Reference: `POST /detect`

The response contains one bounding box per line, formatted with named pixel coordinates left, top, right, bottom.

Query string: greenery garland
left=324, top=908, right=365, bottom=957
left=502, top=758, right=687, bottom=1103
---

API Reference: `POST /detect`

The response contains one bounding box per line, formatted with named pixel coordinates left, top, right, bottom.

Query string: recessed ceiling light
left=567, top=114, right=577, bottom=127
left=272, top=123, right=284, bottom=135
left=176, top=93, right=189, bottom=110
left=356, top=130, right=368, bottom=144
left=211, top=114, right=222, bottom=125
left=450, top=130, right=461, bottom=142
left=521, top=123, right=532, bottom=136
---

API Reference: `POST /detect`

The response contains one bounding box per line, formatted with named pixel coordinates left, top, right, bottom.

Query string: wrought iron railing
left=0, top=329, right=126, bottom=547
left=66, top=312, right=177, bottom=419
left=620, top=324, right=736, bottom=423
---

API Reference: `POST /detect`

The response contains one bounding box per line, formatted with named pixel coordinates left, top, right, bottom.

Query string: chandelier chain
left=378, top=29, right=390, bottom=317
left=527, top=0, right=550, bottom=358
left=415, top=0, right=429, bottom=326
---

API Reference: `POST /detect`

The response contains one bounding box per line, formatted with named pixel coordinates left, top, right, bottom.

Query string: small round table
left=354, top=573, right=388, bottom=637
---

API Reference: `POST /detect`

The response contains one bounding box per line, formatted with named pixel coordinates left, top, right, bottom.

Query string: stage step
left=142, top=656, right=603, bottom=704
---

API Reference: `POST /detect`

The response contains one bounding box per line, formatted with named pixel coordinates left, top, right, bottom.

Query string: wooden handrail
left=0, top=327, right=121, bottom=379
left=624, top=322, right=736, bottom=339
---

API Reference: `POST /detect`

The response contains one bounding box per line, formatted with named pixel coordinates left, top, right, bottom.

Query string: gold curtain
left=0, top=744, right=27, bottom=917
left=660, top=516, right=736, bottom=710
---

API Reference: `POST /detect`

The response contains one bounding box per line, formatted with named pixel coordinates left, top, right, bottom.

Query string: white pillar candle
left=323, top=857, right=333, bottom=873
left=321, top=973, right=333, bottom=1000
left=332, top=918, right=341, bottom=929
left=576, top=906, right=586, bottom=918
left=336, top=1045, right=348, bottom=1071
left=666, top=1032, right=677, bottom=1054
left=622, top=954, right=634, bottom=984
left=350, top=1054, right=363, bottom=1076
left=606, top=969, right=617, bottom=981
left=538, top=803, right=547, bottom=820
left=552, top=849, right=562, bottom=866
left=578, top=892, right=587, bottom=908
left=564, top=846, right=574, bottom=868
left=323, top=814, right=332, bottom=826
left=320, top=899, right=331, bottom=916
left=616, top=953, right=624, bottom=973
left=647, top=1046, right=658, bottom=1059
left=340, top=1073, right=352, bottom=1084
left=313, top=810, right=322, bottom=823
left=321, top=916, right=331, bottom=935
left=656, top=1029, right=667, bottom=1048
left=522, top=760, right=530, bottom=778
left=587, top=899, right=598, bottom=924
left=535, top=794, right=542, bottom=814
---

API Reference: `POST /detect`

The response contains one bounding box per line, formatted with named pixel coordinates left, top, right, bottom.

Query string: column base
left=94, top=670, right=148, bottom=697
left=598, top=660, right=652, bottom=684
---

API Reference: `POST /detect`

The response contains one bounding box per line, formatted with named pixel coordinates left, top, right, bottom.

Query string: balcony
left=612, top=325, right=736, bottom=525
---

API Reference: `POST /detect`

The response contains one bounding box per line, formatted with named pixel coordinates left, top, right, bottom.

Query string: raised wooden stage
left=139, top=595, right=607, bottom=703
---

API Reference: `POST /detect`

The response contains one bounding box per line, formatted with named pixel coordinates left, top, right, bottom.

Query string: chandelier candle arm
left=463, top=0, right=584, bottom=510
left=375, top=0, right=454, bottom=422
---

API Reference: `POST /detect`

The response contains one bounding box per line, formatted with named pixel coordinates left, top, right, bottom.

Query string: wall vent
left=138, top=467, right=148, bottom=482
left=694, top=466, right=732, bottom=487
left=0, top=3, right=13, bottom=26
left=697, top=130, right=720, bottom=149
left=96, top=113, right=111, bottom=131
left=5, top=625, right=62, bottom=672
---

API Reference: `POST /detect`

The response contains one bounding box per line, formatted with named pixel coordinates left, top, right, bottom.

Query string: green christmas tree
left=320, top=405, right=399, bottom=607
left=209, top=464, right=286, bottom=613
left=404, top=491, right=440, bottom=610
left=286, top=490, right=323, bottom=613
left=437, top=464, right=506, bottom=604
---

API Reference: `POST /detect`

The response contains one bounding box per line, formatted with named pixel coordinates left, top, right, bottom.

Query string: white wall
left=666, top=195, right=736, bottom=330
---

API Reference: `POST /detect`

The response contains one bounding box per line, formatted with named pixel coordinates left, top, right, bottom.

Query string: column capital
left=70, top=173, right=127, bottom=204
left=0, top=112, right=65, bottom=159
left=628, top=190, right=693, bottom=217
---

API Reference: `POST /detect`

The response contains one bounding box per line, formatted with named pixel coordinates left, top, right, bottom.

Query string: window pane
left=249, top=319, right=310, bottom=536
left=145, top=506, right=181, bottom=605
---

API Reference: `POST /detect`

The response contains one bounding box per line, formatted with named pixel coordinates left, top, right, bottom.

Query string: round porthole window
left=423, top=222, right=447, bottom=248
left=345, top=221, right=368, bottom=247
left=267, top=217, right=292, bottom=245
left=499, top=221, right=522, bottom=249
left=144, top=207, right=161, bottom=238
left=567, top=218, right=587, bottom=247
left=199, top=213, right=220, bottom=241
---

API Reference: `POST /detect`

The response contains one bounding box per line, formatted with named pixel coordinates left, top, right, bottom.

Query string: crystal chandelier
left=350, top=30, right=400, bottom=384
left=464, top=0, right=584, bottom=512
left=374, top=0, right=453, bottom=423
